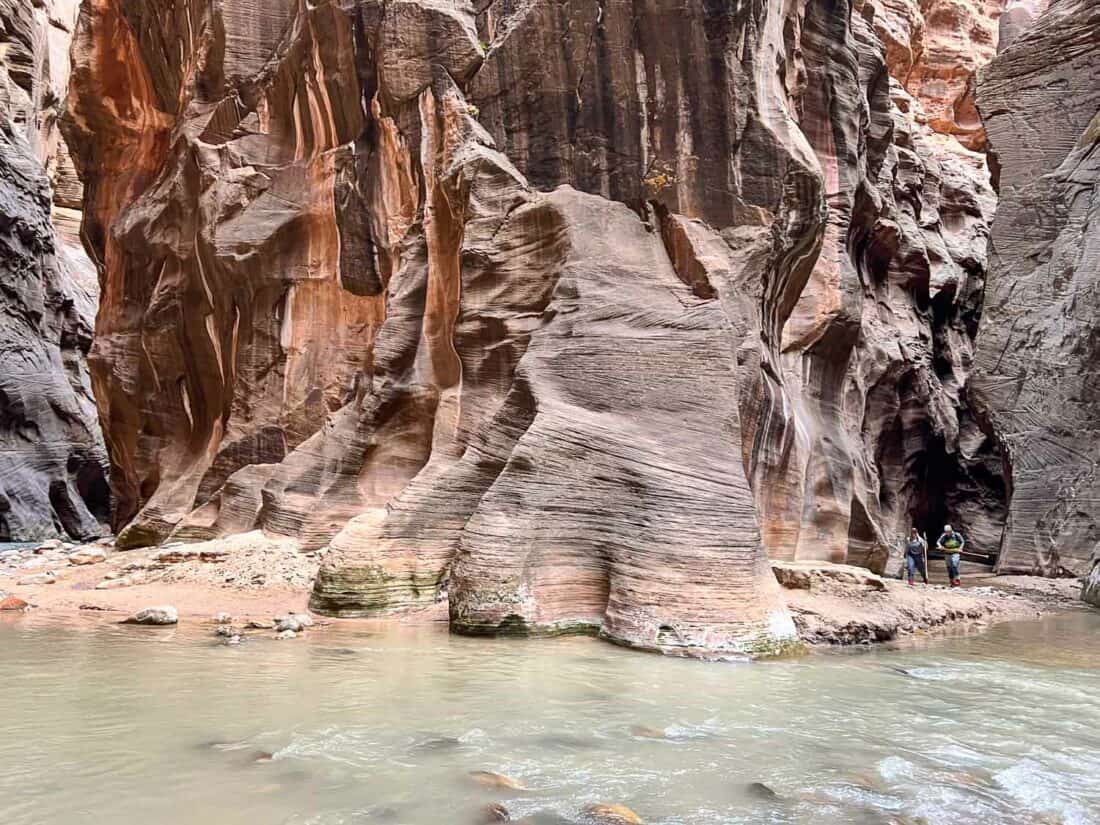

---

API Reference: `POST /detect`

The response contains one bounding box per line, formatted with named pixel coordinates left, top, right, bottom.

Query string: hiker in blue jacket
left=905, top=527, right=929, bottom=586
left=937, top=524, right=965, bottom=587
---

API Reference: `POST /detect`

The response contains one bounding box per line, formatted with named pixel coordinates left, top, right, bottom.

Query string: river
left=1, top=610, right=1098, bottom=825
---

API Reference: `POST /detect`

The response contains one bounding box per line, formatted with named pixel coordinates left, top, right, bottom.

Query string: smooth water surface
left=2, top=611, right=1098, bottom=825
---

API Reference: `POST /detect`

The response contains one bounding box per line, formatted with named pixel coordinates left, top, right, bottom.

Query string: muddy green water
left=1, top=611, right=1098, bottom=825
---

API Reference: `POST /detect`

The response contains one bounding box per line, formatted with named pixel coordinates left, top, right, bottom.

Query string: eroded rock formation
left=0, top=0, right=107, bottom=541
left=63, top=0, right=1012, bottom=653
left=971, top=0, right=1100, bottom=576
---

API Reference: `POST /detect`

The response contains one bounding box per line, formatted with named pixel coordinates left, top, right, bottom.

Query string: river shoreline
left=1, top=536, right=1090, bottom=652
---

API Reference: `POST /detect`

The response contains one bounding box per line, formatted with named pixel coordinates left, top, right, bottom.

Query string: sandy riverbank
left=0, top=533, right=448, bottom=632
left=773, top=561, right=1087, bottom=646
left=1, top=537, right=1089, bottom=650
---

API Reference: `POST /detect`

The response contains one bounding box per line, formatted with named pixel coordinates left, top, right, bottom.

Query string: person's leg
left=949, top=554, right=961, bottom=585
left=907, top=555, right=916, bottom=585
left=917, top=557, right=928, bottom=584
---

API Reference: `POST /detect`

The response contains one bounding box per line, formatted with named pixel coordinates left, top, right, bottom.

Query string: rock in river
left=0, top=596, right=30, bottom=612
left=581, top=804, right=643, bottom=825
left=121, top=606, right=178, bottom=626
left=468, top=771, right=527, bottom=791
left=478, top=803, right=510, bottom=823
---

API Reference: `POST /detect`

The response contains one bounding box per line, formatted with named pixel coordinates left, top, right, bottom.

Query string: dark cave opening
left=48, top=480, right=84, bottom=539
left=75, top=461, right=112, bottom=525
left=908, top=434, right=953, bottom=548
left=906, top=416, right=1007, bottom=565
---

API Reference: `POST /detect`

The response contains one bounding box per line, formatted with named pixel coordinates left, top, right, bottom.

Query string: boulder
left=0, top=595, right=30, bottom=611
left=17, top=572, right=57, bottom=586
left=67, top=548, right=108, bottom=566
left=772, top=562, right=889, bottom=592
left=95, top=576, right=134, bottom=590
left=273, top=613, right=314, bottom=633
left=121, top=606, right=178, bottom=626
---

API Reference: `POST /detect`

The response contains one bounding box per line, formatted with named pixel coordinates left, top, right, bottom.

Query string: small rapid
left=1, top=611, right=1098, bottom=825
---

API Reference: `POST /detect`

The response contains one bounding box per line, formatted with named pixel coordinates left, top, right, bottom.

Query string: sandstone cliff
left=0, top=0, right=107, bottom=541
left=62, top=0, right=1010, bottom=654
left=972, top=0, right=1100, bottom=576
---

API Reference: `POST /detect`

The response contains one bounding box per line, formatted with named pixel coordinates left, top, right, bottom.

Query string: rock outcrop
left=63, top=0, right=1009, bottom=654
left=862, top=0, right=1004, bottom=150
left=1084, top=560, right=1100, bottom=608
left=0, top=0, right=86, bottom=245
left=971, top=0, right=1100, bottom=576
left=0, top=0, right=107, bottom=542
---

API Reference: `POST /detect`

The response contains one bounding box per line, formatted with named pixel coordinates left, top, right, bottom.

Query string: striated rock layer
left=971, top=0, right=1100, bottom=576
left=0, top=0, right=107, bottom=541
left=65, top=0, right=1008, bottom=653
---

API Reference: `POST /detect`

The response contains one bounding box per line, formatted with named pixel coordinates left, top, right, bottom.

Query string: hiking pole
left=922, top=532, right=929, bottom=585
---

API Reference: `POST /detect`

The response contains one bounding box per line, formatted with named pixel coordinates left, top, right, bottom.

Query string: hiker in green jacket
left=937, top=524, right=965, bottom=587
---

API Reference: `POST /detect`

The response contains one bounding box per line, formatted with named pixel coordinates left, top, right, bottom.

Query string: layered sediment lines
left=65, top=0, right=1012, bottom=654
left=0, top=0, right=107, bottom=541
left=971, top=0, right=1100, bottom=576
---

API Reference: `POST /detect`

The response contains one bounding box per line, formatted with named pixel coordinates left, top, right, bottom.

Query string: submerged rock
left=580, top=804, right=643, bottom=825
left=120, top=606, right=178, bottom=626
left=478, top=802, right=510, bottom=823
left=468, top=771, right=527, bottom=791
left=628, top=726, right=668, bottom=740
left=744, top=782, right=780, bottom=800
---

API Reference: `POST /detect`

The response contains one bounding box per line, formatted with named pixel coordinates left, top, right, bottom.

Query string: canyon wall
left=0, top=0, right=107, bottom=541
left=63, top=0, right=1008, bottom=653
left=972, top=0, right=1100, bottom=576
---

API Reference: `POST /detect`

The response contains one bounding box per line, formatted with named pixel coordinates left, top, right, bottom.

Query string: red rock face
left=63, top=0, right=1010, bottom=655
left=863, top=0, right=1005, bottom=150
